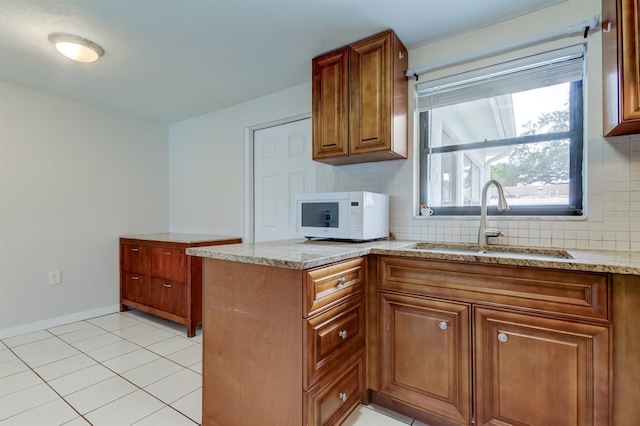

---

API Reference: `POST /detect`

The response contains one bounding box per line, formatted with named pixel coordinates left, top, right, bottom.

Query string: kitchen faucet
left=478, top=179, right=509, bottom=247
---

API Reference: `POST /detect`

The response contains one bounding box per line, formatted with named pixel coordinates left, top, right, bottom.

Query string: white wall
left=169, top=83, right=318, bottom=238
left=0, top=82, right=169, bottom=336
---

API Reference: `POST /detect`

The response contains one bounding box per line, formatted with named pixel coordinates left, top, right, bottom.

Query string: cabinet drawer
left=150, top=278, right=186, bottom=317
left=305, top=351, right=365, bottom=426
left=305, top=258, right=364, bottom=317
left=121, top=272, right=150, bottom=305
left=305, top=295, right=365, bottom=389
left=380, top=257, right=610, bottom=322
left=150, top=247, right=186, bottom=283
left=121, top=244, right=151, bottom=275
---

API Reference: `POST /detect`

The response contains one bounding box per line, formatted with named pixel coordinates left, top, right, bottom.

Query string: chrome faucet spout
left=479, top=179, right=509, bottom=247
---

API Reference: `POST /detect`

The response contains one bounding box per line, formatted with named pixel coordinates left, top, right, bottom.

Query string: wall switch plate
left=49, top=270, right=61, bottom=285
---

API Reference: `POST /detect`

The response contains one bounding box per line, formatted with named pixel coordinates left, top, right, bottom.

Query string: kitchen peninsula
left=188, top=239, right=640, bottom=425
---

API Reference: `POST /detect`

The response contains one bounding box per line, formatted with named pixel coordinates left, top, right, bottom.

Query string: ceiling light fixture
left=48, top=33, right=105, bottom=63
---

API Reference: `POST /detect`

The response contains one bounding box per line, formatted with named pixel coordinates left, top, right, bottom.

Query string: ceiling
left=0, top=0, right=565, bottom=124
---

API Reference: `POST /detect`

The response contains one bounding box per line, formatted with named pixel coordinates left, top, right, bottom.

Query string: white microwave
left=295, top=191, right=389, bottom=241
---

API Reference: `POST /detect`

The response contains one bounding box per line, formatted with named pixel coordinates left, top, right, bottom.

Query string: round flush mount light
left=48, top=33, right=105, bottom=63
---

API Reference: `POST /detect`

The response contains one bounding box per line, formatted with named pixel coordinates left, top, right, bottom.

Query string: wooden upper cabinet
left=603, top=0, right=640, bottom=136
left=312, top=30, right=408, bottom=165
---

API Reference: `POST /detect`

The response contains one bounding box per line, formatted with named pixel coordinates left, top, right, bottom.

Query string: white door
left=254, top=118, right=327, bottom=242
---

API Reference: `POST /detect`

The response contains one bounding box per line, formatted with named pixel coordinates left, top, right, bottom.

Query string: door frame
left=243, top=113, right=311, bottom=243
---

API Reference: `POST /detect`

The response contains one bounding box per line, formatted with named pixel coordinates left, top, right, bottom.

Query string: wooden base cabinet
left=372, top=256, right=612, bottom=426
left=120, top=235, right=240, bottom=337
left=202, top=257, right=366, bottom=426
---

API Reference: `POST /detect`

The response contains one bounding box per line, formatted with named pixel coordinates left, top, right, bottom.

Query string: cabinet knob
left=163, top=283, right=172, bottom=288
left=131, top=248, right=139, bottom=252
left=163, top=252, right=172, bottom=255
left=439, top=321, right=448, bottom=330
left=336, top=277, right=346, bottom=288
left=498, top=332, right=508, bottom=343
left=131, top=276, right=139, bottom=280
left=338, top=330, right=348, bottom=339
left=338, top=392, right=347, bottom=402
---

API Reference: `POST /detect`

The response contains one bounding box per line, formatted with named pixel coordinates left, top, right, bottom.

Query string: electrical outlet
left=48, top=270, right=61, bottom=285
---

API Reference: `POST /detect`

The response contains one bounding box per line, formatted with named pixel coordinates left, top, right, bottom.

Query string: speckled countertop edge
left=121, top=233, right=241, bottom=244
left=186, top=239, right=640, bottom=275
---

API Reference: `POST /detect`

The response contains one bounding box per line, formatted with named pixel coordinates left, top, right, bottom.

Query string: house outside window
left=418, top=45, right=585, bottom=216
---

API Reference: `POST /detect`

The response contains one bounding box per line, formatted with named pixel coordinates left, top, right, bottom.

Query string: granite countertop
left=186, top=239, right=640, bottom=275
left=120, top=233, right=241, bottom=244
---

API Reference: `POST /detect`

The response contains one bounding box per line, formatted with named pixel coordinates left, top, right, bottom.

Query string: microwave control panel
left=349, top=201, right=361, bottom=231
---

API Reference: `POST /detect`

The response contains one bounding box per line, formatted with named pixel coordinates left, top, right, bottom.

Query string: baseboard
left=0, top=305, right=120, bottom=339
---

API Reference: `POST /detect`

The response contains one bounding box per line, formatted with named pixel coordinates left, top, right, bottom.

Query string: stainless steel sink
left=411, top=243, right=573, bottom=260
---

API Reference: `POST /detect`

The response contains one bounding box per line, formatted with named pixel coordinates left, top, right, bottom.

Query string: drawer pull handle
left=498, top=332, right=508, bottom=343
left=338, top=392, right=347, bottom=402
left=336, top=277, right=346, bottom=288
left=131, top=248, right=139, bottom=252
left=163, top=252, right=172, bottom=255
left=338, top=330, right=348, bottom=339
left=163, top=283, right=172, bottom=288
left=439, top=321, right=448, bottom=330
left=131, top=276, right=139, bottom=280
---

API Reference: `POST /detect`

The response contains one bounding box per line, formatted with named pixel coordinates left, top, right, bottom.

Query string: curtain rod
left=406, top=14, right=601, bottom=81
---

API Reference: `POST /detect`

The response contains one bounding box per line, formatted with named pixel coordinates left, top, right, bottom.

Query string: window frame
left=419, top=80, right=584, bottom=217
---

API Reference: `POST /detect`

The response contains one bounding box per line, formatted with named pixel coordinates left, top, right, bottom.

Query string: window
left=418, top=45, right=584, bottom=216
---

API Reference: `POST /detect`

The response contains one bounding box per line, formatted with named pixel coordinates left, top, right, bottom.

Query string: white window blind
left=416, top=44, right=585, bottom=111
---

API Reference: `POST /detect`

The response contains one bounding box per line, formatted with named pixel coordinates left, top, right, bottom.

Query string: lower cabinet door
left=306, top=351, right=365, bottom=426
left=121, top=273, right=150, bottom=306
left=474, top=307, right=610, bottom=426
left=378, top=292, right=471, bottom=425
left=150, top=278, right=186, bottom=317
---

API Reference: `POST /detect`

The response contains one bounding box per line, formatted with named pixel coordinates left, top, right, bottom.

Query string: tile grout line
left=1, top=314, right=203, bottom=426
left=0, top=329, right=88, bottom=425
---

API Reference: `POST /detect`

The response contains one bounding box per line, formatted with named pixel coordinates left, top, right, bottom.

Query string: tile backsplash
left=335, top=135, right=640, bottom=251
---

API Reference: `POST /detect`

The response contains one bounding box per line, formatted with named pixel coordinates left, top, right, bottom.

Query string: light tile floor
left=0, top=310, right=425, bottom=425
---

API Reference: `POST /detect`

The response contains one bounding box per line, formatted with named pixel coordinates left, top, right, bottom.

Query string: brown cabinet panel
left=312, top=47, right=349, bottom=159
left=380, top=256, right=610, bottom=322
left=305, top=351, right=365, bottom=426
left=378, top=292, right=471, bottom=425
left=603, top=0, right=640, bottom=136
left=305, top=295, right=365, bottom=389
left=202, top=260, right=303, bottom=426
left=474, top=307, right=610, bottom=426
left=305, top=257, right=364, bottom=317
left=350, top=32, right=390, bottom=154
left=121, top=272, right=150, bottom=306
left=150, top=278, right=186, bottom=317
left=121, top=244, right=150, bottom=275
left=150, top=247, right=186, bottom=283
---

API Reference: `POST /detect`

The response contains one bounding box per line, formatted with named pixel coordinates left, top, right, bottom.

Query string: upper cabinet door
left=603, top=0, right=640, bottom=136
left=349, top=32, right=391, bottom=155
left=312, top=47, right=349, bottom=160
